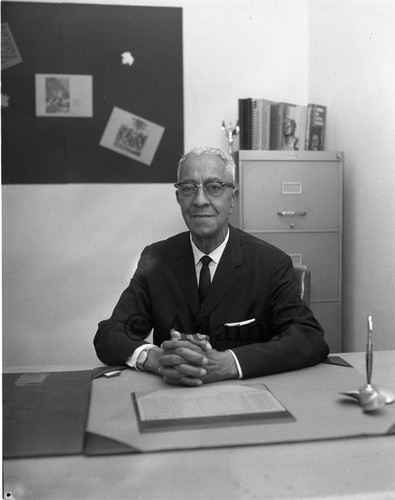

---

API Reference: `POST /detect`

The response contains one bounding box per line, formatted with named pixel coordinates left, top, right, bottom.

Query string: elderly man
left=94, top=147, right=329, bottom=386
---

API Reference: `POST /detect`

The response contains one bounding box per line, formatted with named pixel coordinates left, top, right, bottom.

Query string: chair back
left=293, top=264, right=311, bottom=306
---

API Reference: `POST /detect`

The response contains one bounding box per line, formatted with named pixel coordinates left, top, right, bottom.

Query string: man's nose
left=193, top=185, right=210, bottom=205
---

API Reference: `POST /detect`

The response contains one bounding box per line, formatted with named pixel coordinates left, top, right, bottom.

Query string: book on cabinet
left=305, top=104, right=327, bottom=151
left=252, top=98, right=275, bottom=150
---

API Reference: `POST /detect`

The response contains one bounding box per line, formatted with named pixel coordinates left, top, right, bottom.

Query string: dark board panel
left=1, top=2, right=183, bottom=183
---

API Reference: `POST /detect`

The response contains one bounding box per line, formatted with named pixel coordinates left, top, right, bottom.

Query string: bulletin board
left=1, top=2, right=183, bottom=183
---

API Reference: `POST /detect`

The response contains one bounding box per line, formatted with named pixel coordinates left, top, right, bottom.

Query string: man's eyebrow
left=177, top=178, right=196, bottom=183
left=204, top=177, right=223, bottom=183
left=178, top=177, right=223, bottom=184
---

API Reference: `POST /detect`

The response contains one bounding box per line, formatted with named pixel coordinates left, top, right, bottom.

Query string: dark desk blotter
left=3, top=370, right=92, bottom=458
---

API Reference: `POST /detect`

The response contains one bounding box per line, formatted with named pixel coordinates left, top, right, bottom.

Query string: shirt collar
left=190, top=227, right=230, bottom=266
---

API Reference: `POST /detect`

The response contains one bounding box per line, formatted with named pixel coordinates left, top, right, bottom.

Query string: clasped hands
left=147, top=329, right=238, bottom=386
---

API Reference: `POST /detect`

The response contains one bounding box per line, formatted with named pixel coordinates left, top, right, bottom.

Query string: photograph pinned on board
left=99, top=107, right=165, bottom=166
left=1, top=22, right=23, bottom=70
left=35, top=74, right=93, bottom=117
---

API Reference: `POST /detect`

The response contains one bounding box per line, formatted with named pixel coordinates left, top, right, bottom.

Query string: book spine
left=305, top=104, right=326, bottom=150
left=256, top=101, right=263, bottom=150
left=315, top=105, right=326, bottom=150
left=298, top=105, right=307, bottom=151
left=238, top=99, right=245, bottom=150
left=238, top=98, right=253, bottom=150
left=270, top=103, right=285, bottom=150
left=304, top=104, right=312, bottom=150
left=252, top=99, right=262, bottom=150
left=245, top=98, right=253, bottom=150
left=259, top=100, right=271, bottom=150
left=251, top=99, right=272, bottom=150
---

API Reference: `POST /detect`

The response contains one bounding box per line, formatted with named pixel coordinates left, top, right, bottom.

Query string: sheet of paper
left=134, top=384, right=287, bottom=421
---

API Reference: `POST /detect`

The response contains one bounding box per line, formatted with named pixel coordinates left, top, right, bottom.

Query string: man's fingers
left=161, top=340, right=199, bottom=350
left=161, top=340, right=207, bottom=357
left=169, top=330, right=212, bottom=352
left=174, top=363, right=207, bottom=377
left=159, top=353, right=185, bottom=366
left=159, top=349, right=208, bottom=370
left=162, top=339, right=211, bottom=353
left=159, top=365, right=205, bottom=386
left=170, top=328, right=182, bottom=340
left=159, top=332, right=213, bottom=387
left=187, top=334, right=212, bottom=352
left=163, top=375, right=203, bottom=387
left=160, top=363, right=206, bottom=378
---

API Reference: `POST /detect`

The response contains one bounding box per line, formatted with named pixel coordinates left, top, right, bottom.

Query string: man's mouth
left=191, top=214, right=213, bottom=218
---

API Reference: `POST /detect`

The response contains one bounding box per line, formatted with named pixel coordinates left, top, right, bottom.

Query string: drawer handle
left=277, top=211, right=307, bottom=216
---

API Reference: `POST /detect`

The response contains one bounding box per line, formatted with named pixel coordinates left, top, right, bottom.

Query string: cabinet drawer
left=240, top=160, right=341, bottom=231
left=254, top=232, right=341, bottom=301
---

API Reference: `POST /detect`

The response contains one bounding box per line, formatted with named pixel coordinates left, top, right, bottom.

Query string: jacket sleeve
left=93, top=247, right=153, bottom=366
left=232, top=254, right=329, bottom=378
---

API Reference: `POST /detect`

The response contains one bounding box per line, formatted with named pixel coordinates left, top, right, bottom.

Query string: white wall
left=4, top=0, right=394, bottom=368
left=2, top=0, right=309, bottom=367
left=308, top=0, right=395, bottom=351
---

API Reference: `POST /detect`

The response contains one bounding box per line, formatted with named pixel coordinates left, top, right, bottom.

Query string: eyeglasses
left=174, top=181, right=235, bottom=199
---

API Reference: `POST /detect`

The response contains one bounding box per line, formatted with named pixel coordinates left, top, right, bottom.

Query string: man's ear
left=230, top=188, right=239, bottom=212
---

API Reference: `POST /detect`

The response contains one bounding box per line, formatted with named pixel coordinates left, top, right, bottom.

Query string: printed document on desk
left=132, top=383, right=295, bottom=432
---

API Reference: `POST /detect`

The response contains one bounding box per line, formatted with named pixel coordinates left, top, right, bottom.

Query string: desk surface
left=4, top=351, right=395, bottom=500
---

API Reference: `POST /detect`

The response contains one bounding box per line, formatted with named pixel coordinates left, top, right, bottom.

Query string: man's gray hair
left=177, top=147, right=236, bottom=183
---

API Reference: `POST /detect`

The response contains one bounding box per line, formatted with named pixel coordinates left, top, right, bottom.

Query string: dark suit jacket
left=94, top=225, right=329, bottom=378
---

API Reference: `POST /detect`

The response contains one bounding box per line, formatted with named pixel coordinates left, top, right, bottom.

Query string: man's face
left=176, top=154, right=238, bottom=253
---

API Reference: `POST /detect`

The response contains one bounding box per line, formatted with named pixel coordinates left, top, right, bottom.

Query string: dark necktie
left=199, top=255, right=212, bottom=304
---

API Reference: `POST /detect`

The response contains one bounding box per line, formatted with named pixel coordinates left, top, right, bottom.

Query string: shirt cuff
left=227, top=349, right=243, bottom=379
left=126, top=344, right=155, bottom=369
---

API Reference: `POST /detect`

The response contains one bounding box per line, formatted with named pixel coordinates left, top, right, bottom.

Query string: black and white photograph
left=100, top=107, right=165, bottom=165
left=2, top=1, right=395, bottom=499
left=1, top=21, right=22, bottom=69
left=35, top=74, right=93, bottom=117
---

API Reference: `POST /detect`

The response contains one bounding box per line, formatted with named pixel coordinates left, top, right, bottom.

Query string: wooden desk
left=4, top=351, right=395, bottom=500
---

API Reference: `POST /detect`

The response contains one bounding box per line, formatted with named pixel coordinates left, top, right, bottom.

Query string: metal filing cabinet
left=230, top=150, right=343, bottom=352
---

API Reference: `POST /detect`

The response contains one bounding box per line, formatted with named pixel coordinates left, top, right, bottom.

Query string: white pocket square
left=224, top=318, right=256, bottom=327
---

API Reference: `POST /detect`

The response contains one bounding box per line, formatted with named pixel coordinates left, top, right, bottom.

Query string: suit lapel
left=172, top=233, right=200, bottom=318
